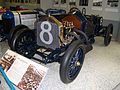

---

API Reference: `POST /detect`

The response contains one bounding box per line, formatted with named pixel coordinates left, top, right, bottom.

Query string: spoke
left=15, top=32, right=36, bottom=58
left=68, top=67, right=79, bottom=78
left=68, top=48, right=83, bottom=78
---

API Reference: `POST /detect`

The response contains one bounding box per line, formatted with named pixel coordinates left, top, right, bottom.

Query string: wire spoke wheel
left=68, top=48, right=83, bottom=79
left=11, top=29, right=37, bottom=58
left=60, top=40, right=85, bottom=84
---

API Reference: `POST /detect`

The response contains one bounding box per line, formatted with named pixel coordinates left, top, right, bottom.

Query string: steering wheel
left=69, top=7, right=80, bottom=13
left=82, top=8, right=86, bottom=15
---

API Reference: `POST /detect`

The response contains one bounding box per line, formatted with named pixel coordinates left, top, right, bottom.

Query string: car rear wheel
left=60, top=40, right=85, bottom=84
left=104, top=24, right=113, bottom=46
left=11, top=28, right=36, bottom=58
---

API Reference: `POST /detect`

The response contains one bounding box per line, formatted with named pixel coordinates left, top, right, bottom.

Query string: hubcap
left=76, top=61, right=81, bottom=66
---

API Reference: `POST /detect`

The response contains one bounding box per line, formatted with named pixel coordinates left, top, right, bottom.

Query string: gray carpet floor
left=0, top=37, right=120, bottom=90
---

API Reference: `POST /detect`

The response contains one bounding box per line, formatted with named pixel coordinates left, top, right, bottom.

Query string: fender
left=74, top=28, right=89, bottom=44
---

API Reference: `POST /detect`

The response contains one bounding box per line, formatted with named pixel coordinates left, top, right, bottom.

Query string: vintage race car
left=8, top=8, right=113, bottom=84
left=70, top=7, right=113, bottom=46
left=8, top=8, right=92, bottom=84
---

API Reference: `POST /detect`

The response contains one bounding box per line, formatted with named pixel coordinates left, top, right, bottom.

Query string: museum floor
left=0, top=37, right=120, bottom=90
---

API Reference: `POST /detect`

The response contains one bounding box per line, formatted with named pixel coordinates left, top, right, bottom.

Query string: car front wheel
left=60, top=40, right=85, bottom=84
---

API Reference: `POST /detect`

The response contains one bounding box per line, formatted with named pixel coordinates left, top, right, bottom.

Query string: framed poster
left=92, top=0, right=103, bottom=10
left=79, top=0, right=89, bottom=6
left=107, top=0, right=119, bottom=7
left=69, top=0, right=76, bottom=6
left=105, top=0, right=119, bottom=12
left=93, top=0, right=103, bottom=7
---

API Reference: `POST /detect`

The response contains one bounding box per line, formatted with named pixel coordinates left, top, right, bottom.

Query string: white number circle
left=40, top=21, right=53, bottom=45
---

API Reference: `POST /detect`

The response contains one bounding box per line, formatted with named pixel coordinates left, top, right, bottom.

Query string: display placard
left=0, top=49, right=48, bottom=90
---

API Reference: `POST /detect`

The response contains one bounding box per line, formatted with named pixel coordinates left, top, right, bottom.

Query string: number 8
left=40, top=21, right=53, bottom=45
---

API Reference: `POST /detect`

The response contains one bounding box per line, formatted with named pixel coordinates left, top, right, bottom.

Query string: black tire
left=60, top=40, right=85, bottom=84
left=8, top=25, right=28, bottom=47
left=11, top=28, right=36, bottom=58
left=104, top=24, right=113, bottom=46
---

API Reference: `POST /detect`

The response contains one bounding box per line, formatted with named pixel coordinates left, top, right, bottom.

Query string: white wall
left=52, top=0, right=120, bottom=21
left=4, top=0, right=52, bottom=10
left=41, top=0, right=52, bottom=10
